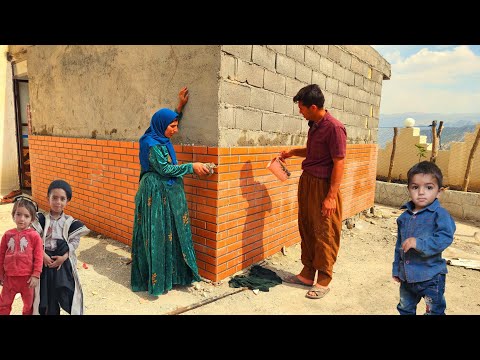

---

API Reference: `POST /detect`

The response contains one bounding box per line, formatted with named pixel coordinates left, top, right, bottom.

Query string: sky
left=371, top=45, right=480, bottom=115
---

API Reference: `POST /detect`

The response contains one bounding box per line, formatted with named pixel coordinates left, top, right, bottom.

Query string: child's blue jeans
left=397, top=273, right=446, bottom=315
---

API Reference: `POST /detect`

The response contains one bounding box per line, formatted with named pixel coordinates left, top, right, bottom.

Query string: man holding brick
left=280, top=84, right=347, bottom=299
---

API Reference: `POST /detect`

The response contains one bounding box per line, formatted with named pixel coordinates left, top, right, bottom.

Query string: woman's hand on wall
left=177, top=86, right=189, bottom=113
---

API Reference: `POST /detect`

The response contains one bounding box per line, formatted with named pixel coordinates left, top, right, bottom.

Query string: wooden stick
left=437, top=121, right=444, bottom=149
left=165, top=287, right=249, bottom=315
left=463, top=127, right=480, bottom=192
left=430, top=120, right=438, bottom=163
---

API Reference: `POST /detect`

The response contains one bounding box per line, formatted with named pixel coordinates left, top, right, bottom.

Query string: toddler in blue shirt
left=392, top=161, right=456, bottom=315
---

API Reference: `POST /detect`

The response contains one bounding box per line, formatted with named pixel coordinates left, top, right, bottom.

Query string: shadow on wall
left=240, top=161, right=272, bottom=268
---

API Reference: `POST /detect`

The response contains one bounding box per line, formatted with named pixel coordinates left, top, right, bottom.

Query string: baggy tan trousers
left=298, top=171, right=342, bottom=287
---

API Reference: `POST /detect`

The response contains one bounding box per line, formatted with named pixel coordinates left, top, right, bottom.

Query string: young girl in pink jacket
left=0, top=197, right=43, bottom=315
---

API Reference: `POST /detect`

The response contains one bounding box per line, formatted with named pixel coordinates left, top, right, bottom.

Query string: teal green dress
left=130, top=145, right=201, bottom=296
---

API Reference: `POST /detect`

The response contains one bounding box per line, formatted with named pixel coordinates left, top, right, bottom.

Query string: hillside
left=379, top=112, right=480, bottom=127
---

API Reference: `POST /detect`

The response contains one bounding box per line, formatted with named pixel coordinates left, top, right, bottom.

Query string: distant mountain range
left=378, top=112, right=480, bottom=149
left=379, top=112, right=480, bottom=127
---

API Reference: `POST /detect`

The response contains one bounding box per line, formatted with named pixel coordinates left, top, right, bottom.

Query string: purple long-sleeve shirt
left=302, top=110, right=347, bottom=179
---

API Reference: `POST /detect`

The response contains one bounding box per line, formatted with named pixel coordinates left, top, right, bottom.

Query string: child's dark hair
left=12, top=197, right=38, bottom=221
left=407, top=161, right=444, bottom=188
left=47, top=179, right=73, bottom=201
left=293, top=84, right=325, bottom=108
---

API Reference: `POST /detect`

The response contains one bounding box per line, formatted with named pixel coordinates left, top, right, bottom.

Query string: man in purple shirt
left=280, top=84, right=347, bottom=299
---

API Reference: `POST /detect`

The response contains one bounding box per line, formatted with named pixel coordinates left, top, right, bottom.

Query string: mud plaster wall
left=218, top=45, right=391, bottom=147
left=26, top=45, right=221, bottom=146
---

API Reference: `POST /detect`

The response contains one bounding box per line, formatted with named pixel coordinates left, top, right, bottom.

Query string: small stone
left=193, top=282, right=202, bottom=290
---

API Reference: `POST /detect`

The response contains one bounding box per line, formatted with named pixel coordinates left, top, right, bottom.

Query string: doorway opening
left=13, top=78, right=31, bottom=193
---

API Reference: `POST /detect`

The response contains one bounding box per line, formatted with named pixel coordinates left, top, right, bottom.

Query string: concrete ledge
left=375, top=181, right=480, bottom=221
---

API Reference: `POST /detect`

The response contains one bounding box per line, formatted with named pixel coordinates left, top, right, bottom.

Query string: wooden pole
left=462, top=127, right=480, bottom=192
left=430, top=121, right=438, bottom=163
left=437, top=121, right=444, bottom=150
left=387, top=127, right=398, bottom=182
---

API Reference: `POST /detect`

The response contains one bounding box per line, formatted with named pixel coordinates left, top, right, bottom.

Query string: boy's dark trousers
left=39, top=239, right=75, bottom=315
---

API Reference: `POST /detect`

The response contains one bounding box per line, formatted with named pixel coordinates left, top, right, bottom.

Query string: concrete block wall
left=377, top=124, right=480, bottom=190
left=219, top=45, right=390, bottom=147
left=12, top=45, right=391, bottom=148
left=375, top=181, right=480, bottom=221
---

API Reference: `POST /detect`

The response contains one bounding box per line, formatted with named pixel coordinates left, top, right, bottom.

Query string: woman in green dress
left=131, top=87, right=210, bottom=296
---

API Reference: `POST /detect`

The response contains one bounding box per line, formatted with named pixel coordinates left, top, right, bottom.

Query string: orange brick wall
left=30, top=136, right=140, bottom=244
left=29, top=135, right=376, bottom=281
left=200, top=146, right=300, bottom=280
left=342, top=144, right=378, bottom=219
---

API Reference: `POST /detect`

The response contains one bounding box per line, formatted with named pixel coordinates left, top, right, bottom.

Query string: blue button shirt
left=392, top=198, right=456, bottom=283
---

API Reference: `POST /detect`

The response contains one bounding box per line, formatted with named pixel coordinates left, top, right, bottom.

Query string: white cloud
left=393, top=46, right=480, bottom=83
left=380, top=84, right=480, bottom=114
left=377, top=46, right=480, bottom=114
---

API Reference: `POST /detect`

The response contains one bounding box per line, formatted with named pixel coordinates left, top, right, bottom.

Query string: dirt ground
left=2, top=202, right=480, bottom=315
